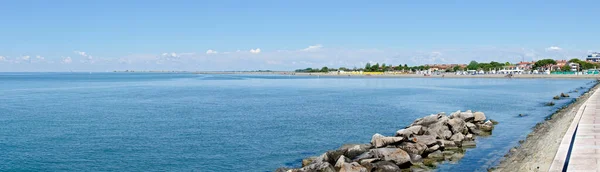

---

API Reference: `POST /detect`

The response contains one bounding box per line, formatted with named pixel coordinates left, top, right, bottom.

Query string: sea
left=0, top=73, right=594, bottom=171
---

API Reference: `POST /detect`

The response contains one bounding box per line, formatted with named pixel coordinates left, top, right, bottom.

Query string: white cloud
left=35, top=55, right=44, bottom=60
left=62, top=57, right=72, bottom=64
left=161, top=52, right=179, bottom=58
left=250, top=48, right=261, bottom=54
left=302, top=44, right=323, bottom=51
left=546, top=46, right=562, bottom=51
left=21, top=55, right=30, bottom=61
left=206, top=49, right=218, bottom=54
left=0, top=56, right=6, bottom=61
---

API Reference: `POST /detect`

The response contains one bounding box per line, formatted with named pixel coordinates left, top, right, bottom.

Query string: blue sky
left=1, top=0, right=599, bottom=71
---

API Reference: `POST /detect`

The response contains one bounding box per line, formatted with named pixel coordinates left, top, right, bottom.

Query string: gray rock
left=334, top=155, right=350, bottom=170
left=409, top=154, right=423, bottom=164
left=442, top=130, right=453, bottom=140
left=357, top=158, right=380, bottom=171
left=425, top=118, right=451, bottom=139
left=371, top=161, right=401, bottom=172
left=302, top=156, right=321, bottom=167
left=371, top=133, right=405, bottom=148
left=300, top=161, right=336, bottom=172
left=478, top=120, right=494, bottom=132
left=450, top=133, right=465, bottom=142
left=449, top=110, right=461, bottom=119
left=340, top=144, right=371, bottom=159
left=473, top=112, right=486, bottom=122
left=464, top=133, right=473, bottom=141
left=370, top=148, right=412, bottom=166
left=412, top=135, right=437, bottom=146
left=275, top=167, right=290, bottom=172
left=411, top=114, right=448, bottom=127
left=427, top=150, right=444, bottom=160
left=338, top=162, right=368, bottom=172
left=321, top=149, right=346, bottom=166
left=458, top=112, right=475, bottom=122
left=396, top=125, right=424, bottom=138
left=462, top=140, right=476, bottom=148
left=447, top=118, right=466, bottom=134
left=425, top=144, right=440, bottom=153
left=352, top=151, right=374, bottom=161
left=396, top=142, right=428, bottom=155
left=466, top=122, right=481, bottom=135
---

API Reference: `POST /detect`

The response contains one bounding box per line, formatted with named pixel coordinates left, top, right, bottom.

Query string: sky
left=1, top=0, right=599, bottom=71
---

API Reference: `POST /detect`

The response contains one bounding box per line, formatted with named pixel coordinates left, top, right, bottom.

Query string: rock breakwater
left=276, top=110, right=497, bottom=172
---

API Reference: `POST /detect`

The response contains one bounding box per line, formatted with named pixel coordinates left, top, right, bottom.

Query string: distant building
left=425, top=64, right=467, bottom=70
left=586, top=52, right=600, bottom=62
left=517, top=61, right=535, bottom=70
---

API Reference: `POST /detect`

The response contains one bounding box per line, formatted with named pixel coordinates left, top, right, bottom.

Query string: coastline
left=492, top=80, right=600, bottom=171
left=191, top=72, right=600, bottom=79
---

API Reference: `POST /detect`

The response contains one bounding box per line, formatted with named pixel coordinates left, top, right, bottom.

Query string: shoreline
left=492, top=80, right=600, bottom=171
left=191, top=72, right=600, bottom=79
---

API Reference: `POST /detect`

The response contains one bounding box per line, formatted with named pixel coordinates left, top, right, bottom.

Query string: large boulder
left=370, top=161, right=401, bottom=172
left=338, top=162, right=367, bottom=172
left=352, top=151, right=374, bottom=161
left=275, top=167, right=290, bottom=172
left=339, top=144, right=371, bottom=159
left=395, top=125, right=424, bottom=138
left=479, top=120, right=494, bottom=132
left=334, top=155, right=351, bottom=170
left=450, top=133, right=465, bottom=142
left=412, top=135, right=437, bottom=146
left=447, top=118, right=466, bottom=134
left=425, top=118, right=451, bottom=139
left=425, top=144, right=440, bottom=154
left=299, top=161, right=336, bottom=172
left=473, top=112, right=486, bottom=122
left=411, top=114, right=446, bottom=127
left=302, top=156, right=321, bottom=167
left=458, top=111, right=475, bottom=122
left=371, top=133, right=404, bottom=148
left=465, top=122, right=481, bottom=135
left=396, top=142, right=428, bottom=155
left=321, top=149, right=346, bottom=165
left=370, top=148, right=412, bottom=166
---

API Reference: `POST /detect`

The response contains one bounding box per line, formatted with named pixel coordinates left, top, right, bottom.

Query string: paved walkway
left=550, top=88, right=600, bottom=172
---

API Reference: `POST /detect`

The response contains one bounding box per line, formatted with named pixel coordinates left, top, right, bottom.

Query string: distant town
left=295, top=52, right=600, bottom=75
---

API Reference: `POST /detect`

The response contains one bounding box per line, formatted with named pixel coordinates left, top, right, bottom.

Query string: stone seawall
left=276, top=110, right=498, bottom=172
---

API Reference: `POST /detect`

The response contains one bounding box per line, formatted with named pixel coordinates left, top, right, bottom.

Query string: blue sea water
left=0, top=73, right=594, bottom=171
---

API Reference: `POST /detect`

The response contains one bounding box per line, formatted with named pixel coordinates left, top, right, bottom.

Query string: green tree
left=320, top=66, right=329, bottom=72
left=467, top=61, right=479, bottom=70
left=371, top=63, right=380, bottom=72
left=568, top=58, right=582, bottom=63
left=533, top=59, right=557, bottom=70
left=561, top=65, right=571, bottom=71
left=453, top=65, right=461, bottom=71
left=365, top=63, right=371, bottom=72
left=505, top=62, right=511, bottom=66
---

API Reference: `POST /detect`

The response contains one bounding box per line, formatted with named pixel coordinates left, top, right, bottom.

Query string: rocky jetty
left=276, top=110, right=497, bottom=172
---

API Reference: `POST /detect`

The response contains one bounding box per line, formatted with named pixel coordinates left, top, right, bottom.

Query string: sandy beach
left=492, top=81, right=600, bottom=172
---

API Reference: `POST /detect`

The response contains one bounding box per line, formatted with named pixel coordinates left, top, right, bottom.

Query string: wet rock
left=426, top=150, right=444, bottom=160
left=371, top=133, right=404, bottom=148
left=478, top=120, right=494, bottom=132
left=447, top=118, right=466, bottom=134
left=370, top=148, right=412, bottom=166
left=553, top=95, right=560, bottom=100
left=561, top=93, right=570, bottom=97
left=449, top=153, right=465, bottom=162
left=473, top=112, right=486, bottom=122
left=462, top=140, right=476, bottom=148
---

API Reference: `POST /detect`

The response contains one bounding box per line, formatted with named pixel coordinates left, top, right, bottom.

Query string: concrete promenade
left=550, top=87, right=600, bottom=171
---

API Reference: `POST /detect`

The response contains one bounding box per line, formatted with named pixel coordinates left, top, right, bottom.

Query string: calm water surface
left=0, top=73, right=594, bottom=171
